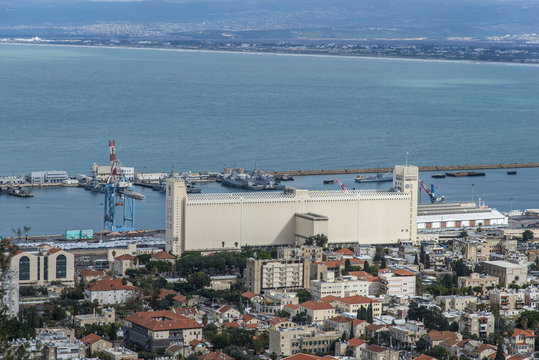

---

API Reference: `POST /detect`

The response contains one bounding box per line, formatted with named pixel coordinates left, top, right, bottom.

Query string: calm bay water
left=1, top=44, right=539, bottom=235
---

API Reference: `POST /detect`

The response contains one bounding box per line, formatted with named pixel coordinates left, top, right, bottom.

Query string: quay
left=268, top=162, right=539, bottom=177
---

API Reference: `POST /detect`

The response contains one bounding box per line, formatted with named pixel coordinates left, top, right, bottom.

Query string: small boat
left=431, top=174, right=446, bottom=179
left=276, top=174, right=294, bottom=181
left=7, top=187, right=34, bottom=197
left=507, top=171, right=517, bottom=175
left=323, top=180, right=335, bottom=184
left=355, top=172, right=393, bottom=183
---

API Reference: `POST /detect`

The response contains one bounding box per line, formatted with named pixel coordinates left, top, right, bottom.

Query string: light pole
left=471, top=184, right=475, bottom=203
left=510, top=197, right=514, bottom=229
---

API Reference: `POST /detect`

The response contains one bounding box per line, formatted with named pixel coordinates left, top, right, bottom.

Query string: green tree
left=494, top=341, right=505, bottom=360
left=366, top=302, right=373, bottom=323
left=188, top=271, right=211, bottom=290
left=416, top=337, right=430, bottom=352
left=380, top=256, right=387, bottom=269
left=363, top=261, right=371, bottom=274
left=313, top=234, right=328, bottom=247
left=425, top=254, right=431, bottom=269
left=427, top=345, right=449, bottom=360
left=296, top=289, right=311, bottom=303
left=414, top=254, right=419, bottom=265
left=304, top=237, right=314, bottom=246
left=459, top=230, right=468, bottom=238
left=255, top=250, right=273, bottom=260
left=523, top=230, right=534, bottom=242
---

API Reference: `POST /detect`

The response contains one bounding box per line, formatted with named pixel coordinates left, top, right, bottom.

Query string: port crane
left=104, top=140, right=144, bottom=231
left=419, top=180, right=446, bottom=203
left=334, top=179, right=346, bottom=191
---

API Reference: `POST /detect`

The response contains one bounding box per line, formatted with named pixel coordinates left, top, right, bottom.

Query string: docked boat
left=222, top=169, right=284, bottom=191
left=354, top=172, right=393, bottom=183
left=432, top=174, right=446, bottom=179
left=507, top=171, right=517, bottom=175
left=445, top=171, right=486, bottom=177
left=7, top=187, right=34, bottom=197
left=323, top=180, right=335, bottom=184
left=276, top=174, right=294, bottom=181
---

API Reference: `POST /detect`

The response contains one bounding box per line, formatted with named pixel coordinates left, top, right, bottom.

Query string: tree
left=304, top=237, right=314, bottom=246
left=523, top=230, right=534, bottom=242
left=23, top=226, right=31, bottom=241
left=425, top=254, right=431, bottom=269
left=188, top=271, right=211, bottom=290
left=292, top=311, right=311, bottom=325
left=420, top=246, right=426, bottom=265
left=366, top=303, right=373, bottom=323
left=380, top=256, right=387, bottom=269
left=296, top=289, right=311, bottom=303
left=11, top=227, right=22, bottom=239
left=357, top=306, right=367, bottom=320
left=416, top=337, right=430, bottom=352
left=459, top=230, right=468, bottom=238
left=312, top=234, right=328, bottom=248
left=414, top=254, right=419, bottom=266
left=427, top=345, right=449, bottom=360
left=495, top=341, right=504, bottom=360
left=363, top=261, right=371, bottom=274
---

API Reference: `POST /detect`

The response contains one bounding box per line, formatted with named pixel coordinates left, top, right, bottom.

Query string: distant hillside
left=1, top=0, right=539, bottom=39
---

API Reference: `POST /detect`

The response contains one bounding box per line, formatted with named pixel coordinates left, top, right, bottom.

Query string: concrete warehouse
left=165, top=165, right=418, bottom=256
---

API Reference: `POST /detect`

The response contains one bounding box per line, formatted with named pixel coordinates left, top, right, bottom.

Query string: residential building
left=37, top=329, right=85, bottom=360
left=458, top=273, right=499, bottom=290
left=490, top=289, right=526, bottom=316
left=506, top=328, right=535, bottom=355
left=252, top=290, right=299, bottom=314
left=268, top=325, right=341, bottom=356
left=423, top=331, right=461, bottom=348
left=298, top=301, right=336, bottom=323
left=214, top=305, right=241, bottom=322
left=1, top=268, right=19, bottom=318
left=310, top=274, right=372, bottom=300
left=483, top=261, right=528, bottom=286
left=74, top=307, right=116, bottom=327
left=79, top=269, right=105, bottom=283
left=278, top=245, right=324, bottom=262
left=244, top=258, right=310, bottom=294
left=388, top=321, right=426, bottom=349
left=85, top=278, right=139, bottom=305
left=331, top=295, right=382, bottom=317
left=437, top=296, right=478, bottom=311
left=103, top=347, right=139, bottom=360
left=80, top=334, right=112, bottom=356
left=325, top=315, right=353, bottom=335
left=113, top=254, right=136, bottom=276
left=151, top=251, right=176, bottom=263
left=199, top=350, right=235, bottom=360
left=378, top=269, right=416, bottom=297
left=124, top=310, right=203, bottom=352
left=459, top=312, right=495, bottom=339
left=10, top=245, right=75, bottom=286
left=361, top=345, right=399, bottom=360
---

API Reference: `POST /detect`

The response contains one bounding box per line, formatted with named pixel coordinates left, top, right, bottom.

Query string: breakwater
left=269, top=162, right=539, bottom=177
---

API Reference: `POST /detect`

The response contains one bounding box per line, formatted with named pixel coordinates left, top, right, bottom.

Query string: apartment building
left=278, top=245, right=324, bottom=262
left=457, top=273, right=499, bottom=291
left=483, top=261, right=527, bottom=286
left=268, top=326, right=341, bottom=356
left=85, top=278, right=139, bottom=305
left=388, top=321, right=426, bottom=348
left=310, top=274, right=371, bottom=300
left=244, top=258, right=310, bottom=294
left=506, top=328, right=535, bottom=355
left=437, top=296, right=478, bottom=311
left=459, top=312, right=495, bottom=339
left=361, top=345, right=399, bottom=360
left=490, top=289, right=526, bottom=316
left=298, top=301, right=336, bottom=323
left=124, top=310, right=203, bottom=352
left=331, top=295, right=382, bottom=317
left=378, top=269, right=416, bottom=297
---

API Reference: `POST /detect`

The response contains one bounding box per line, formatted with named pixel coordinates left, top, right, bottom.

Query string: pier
left=267, top=162, right=539, bottom=177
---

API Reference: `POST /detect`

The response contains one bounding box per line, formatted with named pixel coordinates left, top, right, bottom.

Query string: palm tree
left=222, top=241, right=225, bottom=248
left=23, top=226, right=31, bottom=241
left=234, top=242, right=239, bottom=248
left=11, top=227, right=22, bottom=240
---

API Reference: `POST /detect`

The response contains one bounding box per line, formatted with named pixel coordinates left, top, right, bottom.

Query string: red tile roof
left=242, top=314, right=256, bottom=322
left=353, top=319, right=367, bottom=326
left=151, top=251, right=176, bottom=260
left=241, top=291, right=257, bottom=299
left=348, top=271, right=372, bottom=278
left=115, top=254, right=135, bottom=261
left=336, top=295, right=380, bottom=305
left=335, top=248, right=355, bottom=255
left=300, top=300, right=335, bottom=311
left=284, top=304, right=299, bottom=310
left=320, top=295, right=341, bottom=303
left=80, top=333, right=102, bottom=344
left=80, top=269, right=105, bottom=277
left=365, top=345, right=389, bottom=353
left=269, top=317, right=291, bottom=326
left=172, top=307, right=198, bottom=317
left=348, top=338, right=367, bottom=347
left=413, top=355, right=437, bottom=360
left=217, top=305, right=237, bottom=313
left=49, top=247, right=62, bottom=254
left=223, top=321, right=240, bottom=328
left=87, top=278, right=139, bottom=292
left=199, top=350, right=234, bottom=360
left=173, top=294, right=187, bottom=303
left=511, top=328, right=536, bottom=337
left=328, top=315, right=352, bottom=324
left=158, top=289, right=176, bottom=299
left=393, top=269, right=416, bottom=276
left=427, top=331, right=459, bottom=341
left=125, top=310, right=203, bottom=331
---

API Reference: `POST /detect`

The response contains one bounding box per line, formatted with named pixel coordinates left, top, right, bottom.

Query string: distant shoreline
left=2, top=41, right=539, bottom=68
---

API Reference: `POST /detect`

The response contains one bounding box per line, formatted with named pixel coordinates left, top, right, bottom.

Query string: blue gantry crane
left=103, top=140, right=143, bottom=231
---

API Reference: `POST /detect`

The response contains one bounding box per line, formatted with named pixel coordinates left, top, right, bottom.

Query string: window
left=56, top=254, right=67, bottom=279
left=44, top=257, right=48, bottom=280
left=37, top=257, right=41, bottom=280
left=19, top=256, right=30, bottom=281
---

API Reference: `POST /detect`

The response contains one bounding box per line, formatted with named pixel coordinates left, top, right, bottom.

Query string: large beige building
left=244, top=258, right=310, bottom=294
left=10, top=245, right=75, bottom=286
left=268, top=326, right=341, bottom=356
left=166, top=165, right=418, bottom=255
left=483, top=260, right=527, bottom=286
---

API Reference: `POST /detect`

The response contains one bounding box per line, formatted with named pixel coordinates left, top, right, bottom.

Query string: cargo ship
left=355, top=172, right=393, bottom=183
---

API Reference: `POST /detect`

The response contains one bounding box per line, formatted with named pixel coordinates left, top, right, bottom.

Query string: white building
left=85, top=278, right=139, bottom=305
left=1, top=269, right=19, bottom=318
left=310, top=273, right=373, bottom=300
left=166, top=165, right=418, bottom=256
left=417, top=202, right=507, bottom=231
left=378, top=269, right=416, bottom=297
